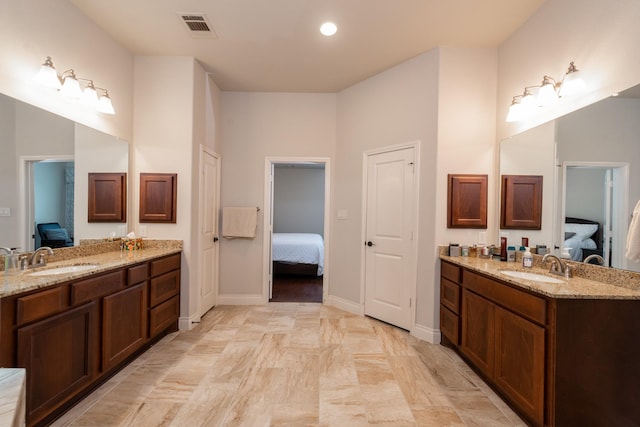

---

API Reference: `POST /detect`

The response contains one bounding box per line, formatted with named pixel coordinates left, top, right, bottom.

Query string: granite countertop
left=0, top=369, right=25, bottom=427
left=441, top=254, right=640, bottom=300
left=1, top=245, right=182, bottom=299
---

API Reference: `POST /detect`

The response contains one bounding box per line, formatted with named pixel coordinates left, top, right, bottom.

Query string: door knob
left=213, top=237, right=219, bottom=242
left=366, top=241, right=375, bottom=247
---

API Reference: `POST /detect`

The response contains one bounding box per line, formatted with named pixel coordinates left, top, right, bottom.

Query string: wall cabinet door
left=461, top=289, right=495, bottom=377
left=17, top=302, right=98, bottom=426
left=102, top=283, right=148, bottom=371
left=494, top=306, right=545, bottom=426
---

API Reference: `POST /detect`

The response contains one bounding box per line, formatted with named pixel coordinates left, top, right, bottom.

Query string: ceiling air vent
left=177, top=13, right=217, bottom=38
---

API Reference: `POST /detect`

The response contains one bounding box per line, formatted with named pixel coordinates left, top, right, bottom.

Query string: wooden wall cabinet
left=139, top=173, right=177, bottom=223
left=500, top=175, right=542, bottom=229
left=88, top=173, right=127, bottom=222
left=447, top=174, right=487, bottom=228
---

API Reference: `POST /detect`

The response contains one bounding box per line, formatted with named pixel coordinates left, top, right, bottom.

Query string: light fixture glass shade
left=537, top=79, right=559, bottom=106
left=559, top=69, right=585, bottom=97
left=97, top=92, right=115, bottom=114
left=81, top=82, right=100, bottom=107
left=34, top=57, right=61, bottom=90
left=506, top=99, right=524, bottom=122
left=60, top=73, right=82, bottom=98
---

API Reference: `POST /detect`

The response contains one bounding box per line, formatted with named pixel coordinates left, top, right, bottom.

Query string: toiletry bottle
left=500, top=237, right=507, bottom=261
left=507, top=246, right=516, bottom=262
left=522, top=247, right=533, bottom=268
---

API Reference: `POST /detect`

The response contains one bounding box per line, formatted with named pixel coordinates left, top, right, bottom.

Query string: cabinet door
left=102, top=283, right=148, bottom=371
left=461, top=289, right=495, bottom=377
left=494, top=306, right=545, bottom=427
left=17, top=302, right=97, bottom=426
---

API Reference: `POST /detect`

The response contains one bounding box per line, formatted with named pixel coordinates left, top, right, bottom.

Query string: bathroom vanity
left=440, top=256, right=640, bottom=426
left=0, top=244, right=181, bottom=427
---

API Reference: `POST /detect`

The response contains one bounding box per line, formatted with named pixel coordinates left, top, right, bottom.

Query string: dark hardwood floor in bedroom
left=270, top=274, right=323, bottom=303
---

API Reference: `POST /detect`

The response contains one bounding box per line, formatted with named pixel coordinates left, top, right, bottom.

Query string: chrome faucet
left=583, top=254, right=605, bottom=265
left=28, top=246, right=54, bottom=268
left=542, top=253, right=573, bottom=278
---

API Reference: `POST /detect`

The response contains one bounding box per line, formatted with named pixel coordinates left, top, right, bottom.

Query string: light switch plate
left=0, top=207, right=10, bottom=216
left=337, top=209, right=348, bottom=220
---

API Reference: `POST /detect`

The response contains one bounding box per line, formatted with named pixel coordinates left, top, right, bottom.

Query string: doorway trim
left=560, top=161, right=629, bottom=269
left=360, top=141, right=420, bottom=331
left=262, top=156, right=331, bottom=304
left=18, top=155, right=74, bottom=252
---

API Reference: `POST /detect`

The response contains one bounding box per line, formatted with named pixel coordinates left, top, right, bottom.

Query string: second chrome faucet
left=542, top=254, right=573, bottom=278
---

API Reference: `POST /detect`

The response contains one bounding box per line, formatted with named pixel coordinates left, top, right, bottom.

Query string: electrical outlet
left=139, top=225, right=148, bottom=237
left=0, top=207, right=10, bottom=216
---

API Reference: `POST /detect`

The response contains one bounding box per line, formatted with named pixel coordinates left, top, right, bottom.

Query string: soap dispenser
left=522, top=247, right=533, bottom=268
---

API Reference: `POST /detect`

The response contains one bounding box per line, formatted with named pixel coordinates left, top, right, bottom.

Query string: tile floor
left=52, top=304, right=526, bottom=426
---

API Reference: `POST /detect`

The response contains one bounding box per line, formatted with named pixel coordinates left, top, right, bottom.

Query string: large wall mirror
left=0, top=93, right=129, bottom=251
left=500, top=83, right=640, bottom=273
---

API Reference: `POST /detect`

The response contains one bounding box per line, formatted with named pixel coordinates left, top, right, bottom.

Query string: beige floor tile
left=52, top=305, right=525, bottom=427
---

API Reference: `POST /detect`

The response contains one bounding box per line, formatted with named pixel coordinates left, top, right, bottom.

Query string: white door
left=364, top=146, right=417, bottom=330
left=603, top=169, right=612, bottom=266
left=199, top=148, right=220, bottom=316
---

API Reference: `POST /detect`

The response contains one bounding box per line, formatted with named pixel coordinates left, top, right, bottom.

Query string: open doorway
left=19, top=156, right=74, bottom=251
left=561, top=162, right=629, bottom=268
left=263, top=158, right=330, bottom=303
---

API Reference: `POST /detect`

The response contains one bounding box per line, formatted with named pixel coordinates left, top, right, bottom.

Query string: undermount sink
left=28, top=264, right=99, bottom=276
left=498, top=270, right=565, bottom=284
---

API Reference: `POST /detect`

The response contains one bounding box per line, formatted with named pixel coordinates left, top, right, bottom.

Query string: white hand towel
left=625, top=200, right=640, bottom=262
left=222, top=207, right=258, bottom=239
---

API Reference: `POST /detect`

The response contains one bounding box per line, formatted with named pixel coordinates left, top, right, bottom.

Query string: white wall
left=432, top=48, right=498, bottom=332
left=0, top=95, right=17, bottom=247
left=0, top=0, right=134, bottom=141
left=273, top=167, right=325, bottom=236
left=219, top=92, right=336, bottom=299
left=74, top=123, right=129, bottom=240
left=499, top=120, right=556, bottom=248
left=335, top=50, right=440, bottom=325
left=556, top=97, right=640, bottom=214
left=498, top=0, right=640, bottom=141
left=133, top=56, right=205, bottom=327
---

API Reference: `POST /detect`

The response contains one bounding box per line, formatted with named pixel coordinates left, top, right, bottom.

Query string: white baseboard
left=326, top=295, right=363, bottom=316
left=217, top=293, right=266, bottom=305
left=178, top=313, right=200, bottom=331
left=411, top=323, right=441, bottom=344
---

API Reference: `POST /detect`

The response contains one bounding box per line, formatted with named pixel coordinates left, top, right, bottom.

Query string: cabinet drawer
left=16, top=286, right=67, bottom=326
left=441, top=261, right=461, bottom=283
left=128, top=263, right=149, bottom=286
left=150, top=254, right=180, bottom=277
left=440, top=304, right=460, bottom=345
left=71, top=270, right=126, bottom=305
left=149, top=295, right=179, bottom=338
left=441, top=278, right=461, bottom=314
left=463, top=270, right=546, bottom=325
left=149, top=270, right=180, bottom=307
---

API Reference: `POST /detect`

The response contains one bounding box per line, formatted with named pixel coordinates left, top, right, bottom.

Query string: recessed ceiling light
left=320, top=22, right=337, bottom=36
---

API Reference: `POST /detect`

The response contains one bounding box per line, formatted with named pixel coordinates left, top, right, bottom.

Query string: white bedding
left=563, top=221, right=599, bottom=261
left=564, top=235, right=597, bottom=261
left=272, top=233, right=324, bottom=276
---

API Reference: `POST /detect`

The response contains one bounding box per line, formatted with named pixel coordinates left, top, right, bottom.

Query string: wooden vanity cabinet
left=441, top=261, right=545, bottom=426
left=149, top=253, right=180, bottom=337
left=0, top=252, right=181, bottom=427
left=17, top=301, right=98, bottom=427
left=439, top=262, right=461, bottom=346
left=441, top=260, right=640, bottom=426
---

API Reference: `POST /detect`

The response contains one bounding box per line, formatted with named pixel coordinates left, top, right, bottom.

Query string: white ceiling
left=70, top=0, right=546, bottom=93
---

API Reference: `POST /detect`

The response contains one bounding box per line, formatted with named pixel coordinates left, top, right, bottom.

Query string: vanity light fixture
left=34, top=56, right=115, bottom=114
left=506, top=61, right=585, bottom=122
